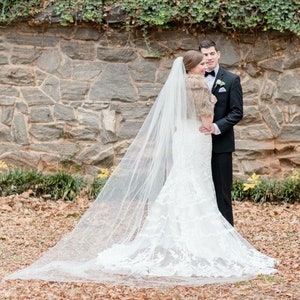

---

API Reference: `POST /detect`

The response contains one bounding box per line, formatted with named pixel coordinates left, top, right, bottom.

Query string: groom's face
left=200, top=46, right=220, bottom=71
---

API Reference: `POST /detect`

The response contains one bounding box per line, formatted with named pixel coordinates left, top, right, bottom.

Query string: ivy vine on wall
left=0, top=0, right=299, bottom=35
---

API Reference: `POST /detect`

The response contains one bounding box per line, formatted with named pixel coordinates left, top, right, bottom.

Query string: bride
left=5, top=50, right=277, bottom=287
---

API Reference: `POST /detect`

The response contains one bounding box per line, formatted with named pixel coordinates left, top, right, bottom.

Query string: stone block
left=0, top=150, right=40, bottom=169
left=0, top=54, right=8, bottom=65
left=97, top=47, right=137, bottom=62
left=61, top=41, right=96, bottom=60
left=258, top=57, right=284, bottom=72
left=118, top=120, right=143, bottom=139
left=11, top=47, right=42, bottom=64
left=235, top=139, right=274, bottom=151
left=74, top=27, right=101, bottom=41
left=0, top=97, right=16, bottom=106
left=238, top=106, right=264, bottom=126
left=0, top=123, right=12, bottom=142
left=54, top=103, right=76, bottom=123
left=72, top=61, right=106, bottom=81
left=77, top=108, right=99, bottom=128
left=1, top=107, right=14, bottom=125
left=60, top=80, right=90, bottom=101
left=6, top=33, right=58, bottom=47
left=237, top=124, right=274, bottom=141
left=128, top=58, right=159, bottom=82
left=30, top=106, right=53, bottom=123
left=276, top=73, right=300, bottom=104
left=90, top=64, right=137, bottom=102
left=41, top=76, right=60, bottom=101
left=76, top=142, right=114, bottom=166
left=0, top=67, right=34, bottom=85
left=260, top=105, right=283, bottom=137
left=278, top=125, right=300, bottom=142
left=37, top=49, right=71, bottom=78
left=11, top=113, right=29, bottom=145
left=29, top=123, right=64, bottom=141
left=0, top=85, right=19, bottom=97
left=136, top=83, right=161, bottom=101
left=22, top=87, right=54, bottom=106
left=117, top=103, right=151, bottom=120
left=69, top=127, right=98, bottom=141
left=30, top=142, right=79, bottom=156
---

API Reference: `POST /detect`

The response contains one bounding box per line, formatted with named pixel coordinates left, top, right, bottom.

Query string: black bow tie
left=205, top=70, right=215, bottom=77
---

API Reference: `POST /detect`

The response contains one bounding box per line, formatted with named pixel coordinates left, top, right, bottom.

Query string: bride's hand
left=210, top=95, right=217, bottom=104
left=200, top=115, right=214, bottom=134
left=199, top=124, right=215, bottom=135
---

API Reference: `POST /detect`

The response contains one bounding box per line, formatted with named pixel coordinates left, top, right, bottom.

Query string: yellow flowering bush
left=0, top=160, right=8, bottom=172
left=88, top=167, right=115, bottom=199
left=243, top=173, right=261, bottom=191
left=232, top=169, right=300, bottom=203
left=1, top=162, right=298, bottom=203
left=98, top=168, right=112, bottom=179
left=290, top=169, right=299, bottom=180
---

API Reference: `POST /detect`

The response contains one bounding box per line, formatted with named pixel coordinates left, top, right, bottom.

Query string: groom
left=199, top=39, right=243, bottom=226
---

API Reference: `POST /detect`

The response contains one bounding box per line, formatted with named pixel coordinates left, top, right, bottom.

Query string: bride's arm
left=199, top=93, right=216, bottom=131
left=186, top=75, right=215, bottom=130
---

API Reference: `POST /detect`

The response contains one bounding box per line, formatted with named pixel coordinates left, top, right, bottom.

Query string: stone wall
left=0, top=23, right=299, bottom=180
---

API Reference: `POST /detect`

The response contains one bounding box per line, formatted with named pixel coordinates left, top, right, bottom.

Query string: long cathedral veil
left=5, top=57, right=201, bottom=285
left=4, top=56, right=277, bottom=287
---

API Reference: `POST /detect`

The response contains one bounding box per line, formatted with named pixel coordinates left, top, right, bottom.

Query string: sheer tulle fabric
left=5, top=57, right=277, bottom=287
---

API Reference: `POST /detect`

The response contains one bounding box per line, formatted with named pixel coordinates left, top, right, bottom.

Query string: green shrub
left=42, top=171, right=86, bottom=201
left=0, top=168, right=86, bottom=201
left=232, top=171, right=300, bottom=203
left=87, top=177, right=107, bottom=199
left=86, top=168, right=113, bottom=199
left=0, top=168, right=44, bottom=196
left=0, top=166, right=299, bottom=203
left=0, top=0, right=103, bottom=24
left=0, top=1, right=299, bottom=36
left=277, top=174, right=300, bottom=203
left=231, top=179, right=245, bottom=202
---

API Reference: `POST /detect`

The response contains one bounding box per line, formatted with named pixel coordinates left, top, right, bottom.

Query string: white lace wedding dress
left=95, top=120, right=277, bottom=284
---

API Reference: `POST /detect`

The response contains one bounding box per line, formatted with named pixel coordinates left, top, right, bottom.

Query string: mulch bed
left=1, top=193, right=299, bottom=299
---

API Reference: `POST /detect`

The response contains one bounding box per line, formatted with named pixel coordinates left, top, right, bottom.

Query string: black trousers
left=211, top=152, right=234, bottom=226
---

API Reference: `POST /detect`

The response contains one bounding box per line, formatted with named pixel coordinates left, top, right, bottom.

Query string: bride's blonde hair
left=183, top=50, right=204, bottom=73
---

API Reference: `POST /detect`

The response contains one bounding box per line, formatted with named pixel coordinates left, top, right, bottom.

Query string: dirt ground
left=0, top=194, right=299, bottom=300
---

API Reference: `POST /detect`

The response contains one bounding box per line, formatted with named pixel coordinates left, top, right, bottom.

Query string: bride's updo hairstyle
left=183, top=50, right=204, bottom=73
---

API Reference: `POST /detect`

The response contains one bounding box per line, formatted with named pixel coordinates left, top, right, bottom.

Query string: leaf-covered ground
left=0, top=193, right=299, bottom=299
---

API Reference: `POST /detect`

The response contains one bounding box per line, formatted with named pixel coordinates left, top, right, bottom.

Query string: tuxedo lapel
left=212, top=67, right=226, bottom=94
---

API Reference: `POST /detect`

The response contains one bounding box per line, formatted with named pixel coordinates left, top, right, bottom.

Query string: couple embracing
left=5, top=39, right=276, bottom=287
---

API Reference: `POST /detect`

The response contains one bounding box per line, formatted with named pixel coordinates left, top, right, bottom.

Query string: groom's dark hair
left=199, top=39, right=219, bottom=51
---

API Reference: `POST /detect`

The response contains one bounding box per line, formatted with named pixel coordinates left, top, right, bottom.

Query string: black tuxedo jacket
left=211, top=66, right=243, bottom=153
